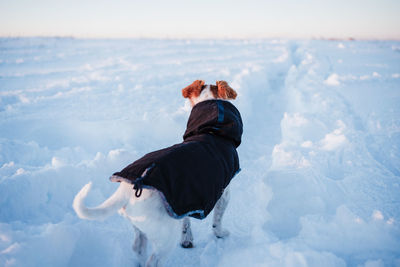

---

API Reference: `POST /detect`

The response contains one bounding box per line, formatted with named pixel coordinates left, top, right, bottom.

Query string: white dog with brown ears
left=73, top=80, right=242, bottom=267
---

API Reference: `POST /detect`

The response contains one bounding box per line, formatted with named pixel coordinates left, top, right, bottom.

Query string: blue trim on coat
left=234, top=168, right=241, bottom=176
left=156, top=190, right=206, bottom=219
left=217, top=101, right=225, bottom=123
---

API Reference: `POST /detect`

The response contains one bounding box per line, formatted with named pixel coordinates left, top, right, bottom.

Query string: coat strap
left=132, top=163, right=155, bottom=198
left=133, top=180, right=143, bottom=197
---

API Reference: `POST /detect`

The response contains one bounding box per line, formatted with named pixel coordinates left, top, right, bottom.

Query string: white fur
left=73, top=90, right=231, bottom=267
left=73, top=181, right=131, bottom=221
left=190, top=85, right=215, bottom=107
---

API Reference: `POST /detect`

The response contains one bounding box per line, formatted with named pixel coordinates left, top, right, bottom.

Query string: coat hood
left=183, top=100, right=243, bottom=147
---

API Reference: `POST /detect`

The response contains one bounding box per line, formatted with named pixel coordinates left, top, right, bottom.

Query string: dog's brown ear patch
left=182, top=80, right=205, bottom=98
left=216, top=81, right=237, bottom=100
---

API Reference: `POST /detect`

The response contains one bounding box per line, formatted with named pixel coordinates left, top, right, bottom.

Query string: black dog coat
left=110, top=100, right=243, bottom=219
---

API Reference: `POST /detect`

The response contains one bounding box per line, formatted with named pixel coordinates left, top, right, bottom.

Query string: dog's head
left=182, top=80, right=237, bottom=107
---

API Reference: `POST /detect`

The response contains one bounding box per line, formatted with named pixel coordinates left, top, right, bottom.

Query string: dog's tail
left=73, top=182, right=130, bottom=221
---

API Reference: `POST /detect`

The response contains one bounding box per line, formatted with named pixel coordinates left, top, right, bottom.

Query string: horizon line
left=1, top=35, right=400, bottom=42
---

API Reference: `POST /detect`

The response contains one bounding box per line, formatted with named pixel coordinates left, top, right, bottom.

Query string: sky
left=0, top=0, right=399, bottom=39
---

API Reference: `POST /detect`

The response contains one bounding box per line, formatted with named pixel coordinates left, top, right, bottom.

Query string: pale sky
left=1, top=0, right=399, bottom=39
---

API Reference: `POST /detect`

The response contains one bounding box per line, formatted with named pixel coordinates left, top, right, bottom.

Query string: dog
left=73, top=80, right=243, bottom=267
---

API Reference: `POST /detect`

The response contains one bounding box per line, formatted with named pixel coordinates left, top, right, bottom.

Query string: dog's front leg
left=212, top=186, right=230, bottom=238
left=180, top=217, right=194, bottom=248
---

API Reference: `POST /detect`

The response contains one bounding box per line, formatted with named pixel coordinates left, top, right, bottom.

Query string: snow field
left=1, top=38, right=400, bottom=266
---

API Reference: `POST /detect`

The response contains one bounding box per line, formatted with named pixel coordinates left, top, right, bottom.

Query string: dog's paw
left=213, top=227, right=230, bottom=238
left=181, top=240, right=194, bottom=248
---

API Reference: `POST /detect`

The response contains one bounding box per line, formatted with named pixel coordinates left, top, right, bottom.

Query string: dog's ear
left=182, top=80, right=205, bottom=98
left=216, top=81, right=237, bottom=100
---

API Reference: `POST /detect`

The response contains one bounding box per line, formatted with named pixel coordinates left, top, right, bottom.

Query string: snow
left=1, top=37, right=400, bottom=266
left=324, top=73, right=340, bottom=86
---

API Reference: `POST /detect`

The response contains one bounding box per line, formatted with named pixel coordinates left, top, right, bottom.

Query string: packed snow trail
left=0, top=38, right=399, bottom=266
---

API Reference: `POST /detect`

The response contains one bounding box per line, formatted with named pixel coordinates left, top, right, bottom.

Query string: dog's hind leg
left=146, top=237, right=177, bottom=267
left=132, top=225, right=148, bottom=267
left=180, top=217, right=194, bottom=248
left=145, top=220, right=180, bottom=267
left=212, top=186, right=230, bottom=238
